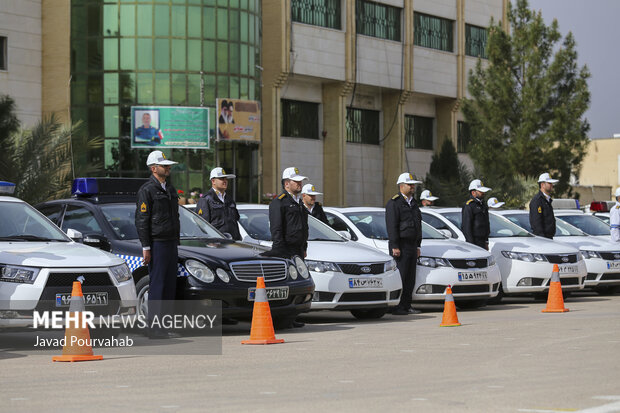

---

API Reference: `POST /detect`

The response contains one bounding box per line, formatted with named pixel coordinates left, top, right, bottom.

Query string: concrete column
left=436, top=99, right=459, bottom=150
left=322, top=83, right=347, bottom=206
left=456, top=0, right=466, bottom=100
left=382, top=91, right=406, bottom=202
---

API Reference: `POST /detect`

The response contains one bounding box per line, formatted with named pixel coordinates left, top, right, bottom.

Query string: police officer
left=301, top=183, right=329, bottom=225
left=386, top=173, right=423, bottom=315
left=420, top=189, right=438, bottom=207
left=610, top=188, right=620, bottom=243
left=196, top=167, right=241, bottom=240
left=268, top=167, right=309, bottom=259
left=529, top=173, right=559, bottom=239
left=135, top=150, right=180, bottom=338
left=487, top=197, right=505, bottom=209
left=462, top=179, right=491, bottom=250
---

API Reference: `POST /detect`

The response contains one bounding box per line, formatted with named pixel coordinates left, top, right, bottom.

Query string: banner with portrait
left=131, top=106, right=210, bottom=149
left=216, top=99, right=260, bottom=142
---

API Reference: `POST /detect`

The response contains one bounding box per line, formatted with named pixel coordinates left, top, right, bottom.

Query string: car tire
left=455, top=299, right=488, bottom=310
left=135, top=275, right=150, bottom=319
left=488, top=284, right=504, bottom=305
left=350, top=308, right=388, bottom=319
left=272, top=315, right=298, bottom=330
left=594, top=286, right=619, bottom=295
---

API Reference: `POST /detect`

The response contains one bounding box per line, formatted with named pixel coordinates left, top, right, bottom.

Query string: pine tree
left=423, top=139, right=472, bottom=206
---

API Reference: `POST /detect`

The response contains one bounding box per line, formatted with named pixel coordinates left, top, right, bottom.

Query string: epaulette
left=466, top=199, right=474, bottom=205
left=616, top=205, right=620, bottom=209
left=278, top=193, right=286, bottom=200
left=392, top=194, right=400, bottom=200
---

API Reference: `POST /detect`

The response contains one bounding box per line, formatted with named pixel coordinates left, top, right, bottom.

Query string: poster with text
left=216, top=99, right=260, bottom=142
left=131, top=106, right=210, bottom=149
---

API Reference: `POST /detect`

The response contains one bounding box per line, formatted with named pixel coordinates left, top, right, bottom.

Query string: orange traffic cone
left=53, top=281, right=103, bottom=362
left=542, top=264, right=569, bottom=313
left=440, top=285, right=461, bottom=327
left=241, top=277, right=284, bottom=345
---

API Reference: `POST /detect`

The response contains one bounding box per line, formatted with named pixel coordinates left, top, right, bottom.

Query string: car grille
left=559, top=277, right=579, bottom=286
left=339, top=292, right=387, bottom=302
left=601, top=273, right=620, bottom=281
left=586, top=273, right=598, bottom=280
left=448, top=258, right=489, bottom=269
left=599, top=252, right=620, bottom=261
left=337, top=263, right=385, bottom=275
left=451, top=284, right=489, bottom=294
left=45, top=272, right=113, bottom=287
left=545, top=254, right=578, bottom=264
left=229, top=260, right=287, bottom=283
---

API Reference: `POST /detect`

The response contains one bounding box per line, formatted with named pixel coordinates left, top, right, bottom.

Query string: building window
left=356, top=0, right=401, bottom=42
left=405, top=115, right=433, bottom=150
left=346, top=107, right=380, bottom=145
left=465, top=24, right=488, bottom=59
left=281, top=99, right=319, bottom=139
left=292, top=0, right=341, bottom=30
left=0, top=36, right=7, bottom=70
left=457, top=121, right=471, bottom=153
left=414, top=12, right=453, bottom=52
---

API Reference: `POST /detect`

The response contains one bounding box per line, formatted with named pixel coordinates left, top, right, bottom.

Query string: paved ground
left=2, top=292, right=620, bottom=413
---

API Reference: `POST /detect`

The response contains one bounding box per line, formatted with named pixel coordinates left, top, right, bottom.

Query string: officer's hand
left=485, top=242, right=489, bottom=251
left=143, top=249, right=151, bottom=265
left=417, top=248, right=421, bottom=258
left=304, top=251, right=307, bottom=258
left=392, top=248, right=401, bottom=257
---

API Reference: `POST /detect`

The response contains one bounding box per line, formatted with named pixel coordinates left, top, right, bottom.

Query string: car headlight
left=288, top=264, right=298, bottom=280
left=305, top=260, right=340, bottom=273
left=487, top=255, right=496, bottom=266
left=216, top=268, right=230, bottom=283
left=110, top=264, right=132, bottom=283
left=384, top=259, right=397, bottom=272
left=501, top=251, right=547, bottom=262
left=295, top=256, right=310, bottom=279
left=0, top=265, right=40, bottom=284
left=185, top=259, right=214, bottom=283
left=417, top=257, right=451, bottom=268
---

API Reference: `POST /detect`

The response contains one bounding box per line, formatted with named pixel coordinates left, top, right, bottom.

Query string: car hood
left=421, top=239, right=491, bottom=259
left=489, top=236, right=579, bottom=254
left=553, top=236, right=620, bottom=252
left=372, top=239, right=389, bottom=253
left=0, top=242, right=123, bottom=268
left=307, top=240, right=391, bottom=263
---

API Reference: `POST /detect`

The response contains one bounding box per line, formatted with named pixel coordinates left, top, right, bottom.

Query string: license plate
left=558, top=265, right=578, bottom=274
left=55, top=292, right=108, bottom=307
left=348, top=278, right=383, bottom=288
left=458, top=271, right=488, bottom=281
left=248, top=286, right=289, bottom=301
left=607, top=261, right=620, bottom=269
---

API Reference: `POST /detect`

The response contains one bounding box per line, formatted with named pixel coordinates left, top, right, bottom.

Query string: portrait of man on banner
left=134, top=109, right=164, bottom=146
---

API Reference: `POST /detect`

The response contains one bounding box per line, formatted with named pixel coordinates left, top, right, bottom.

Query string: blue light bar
left=72, top=178, right=99, bottom=196
left=0, top=181, right=16, bottom=195
left=71, top=177, right=148, bottom=197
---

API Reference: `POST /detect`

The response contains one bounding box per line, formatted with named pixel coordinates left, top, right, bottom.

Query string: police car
left=495, top=210, right=620, bottom=295
left=35, top=178, right=314, bottom=323
left=0, top=182, right=137, bottom=328
left=229, top=204, right=402, bottom=319
left=323, top=207, right=502, bottom=308
left=554, top=210, right=612, bottom=241
left=419, top=208, right=587, bottom=299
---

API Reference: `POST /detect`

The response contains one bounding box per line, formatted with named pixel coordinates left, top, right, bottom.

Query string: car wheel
left=488, top=284, right=504, bottom=305
left=455, top=299, right=488, bottom=310
left=594, top=286, right=619, bottom=295
left=272, top=315, right=297, bottom=330
left=135, top=275, right=150, bottom=319
left=350, top=308, right=388, bottom=319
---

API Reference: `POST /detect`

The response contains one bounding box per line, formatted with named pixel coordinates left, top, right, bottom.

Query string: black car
left=35, top=178, right=314, bottom=323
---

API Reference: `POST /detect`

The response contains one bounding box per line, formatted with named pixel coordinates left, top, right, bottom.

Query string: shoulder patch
left=538, top=206, right=542, bottom=214
left=466, top=199, right=473, bottom=205
left=392, top=194, right=400, bottom=200
left=140, top=202, right=147, bottom=213
left=278, top=193, right=286, bottom=200
left=198, top=209, right=202, bottom=215
left=616, top=205, right=620, bottom=209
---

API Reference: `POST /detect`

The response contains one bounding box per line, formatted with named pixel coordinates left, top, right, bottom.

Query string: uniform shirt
left=196, top=188, right=242, bottom=240
left=135, top=126, right=162, bottom=143
left=529, top=191, right=556, bottom=239
left=385, top=193, right=422, bottom=252
left=610, top=201, right=620, bottom=242
left=461, top=196, right=490, bottom=246
left=135, top=175, right=180, bottom=248
left=268, top=191, right=309, bottom=256
left=305, top=202, right=329, bottom=225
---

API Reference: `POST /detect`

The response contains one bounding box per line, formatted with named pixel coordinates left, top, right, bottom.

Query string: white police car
left=231, top=204, right=402, bottom=319
left=554, top=209, right=612, bottom=241
left=419, top=208, right=587, bottom=299
left=0, top=182, right=137, bottom=328
left=324, top=207, right=502, bottom=308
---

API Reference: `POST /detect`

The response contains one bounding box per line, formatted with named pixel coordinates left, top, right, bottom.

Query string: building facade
left=261, top=0, right=507, bottom=206
left=579, top=138, right=620, bottom=199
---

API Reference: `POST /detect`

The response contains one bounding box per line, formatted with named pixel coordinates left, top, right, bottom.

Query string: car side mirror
left=83, top=233, right=111, bottom=252
left=223, top=232, right=233, bottom=240
left=438, top=229, right=452, bottom=239
left=66, top=228, right=83, bottom=242
left=337, top=230, right=352, bottom=241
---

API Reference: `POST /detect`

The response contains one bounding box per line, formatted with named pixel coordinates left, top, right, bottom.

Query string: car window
left=594, top=214, right=610, bottom=225
left=62, top=205, right=103, bottom=235
left=238, top=209, right=344, bottom=242
left=558, top=214, right=610, bottom=236
left=443, top=211, right=531, bottom=238
left=37, top=204, right=64, bottom=226
left=0, top=201, right=69, bottom=241
left=344, top=212, right=389, bottom=240
left=504, top=213, right=584, bottom=237
left=325, top=213, right=358, bottom=241
left=421, top=213, right=458, bottom=238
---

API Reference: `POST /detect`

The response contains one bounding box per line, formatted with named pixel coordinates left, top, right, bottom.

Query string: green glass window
left=203, top=40, right=216, bottom=72
left=203, top=7, right=216, bottom=39
left=153, top=38, right=170, bottom=71
left=120, top=38, right=135, bottom=70
left=103, top=39, right=118, bottom=70
left=104, top=73, right=119, bottom=104
left=346, top=107, right=380, bottom=145
left=136, top=38, right=152, bottom=70
left=188, top=6, right=202, bottom=37
left=414, top=12, right=453, bottom=52
left=217, top=8, right=228, bottom=40
left=119, top=5, right=135, bottom=37
left=187, top=74, right=201, bottom=106
left=405, top=115, right=433, bottom=150
left=172, top=74, right=187, bottom=104
left=282, top=100, right=319, bottom=139
left=465, top=24, right=488, bottom=59
left=188, top=40, right=201, bottom=71
left=229, top=9, right=240, bottom=42
left=457, top=121, right=471, bottom=153
left=217, top=42, right=228, bottom=73
left=292, top=0, right=341, bottom=30
left=154, top=5, right=170, bottom=37
left=171, top=6, right=186, bottom=37
left=356, top=0, right=401, bottom=41
left=136, top=5, right=152, bottom=37
left=155, top=73, right=170, bottom=104
left=104, top=106, right=119, bottom=137
left=103, top=5, right=118, bottom=36
left=171, top=39, right=187, bottom=71
left=137, top=73, right=154, bottom=104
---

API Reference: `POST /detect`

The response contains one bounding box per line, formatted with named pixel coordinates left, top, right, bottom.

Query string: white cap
left=210, top=167, right=236, bottom=180
left=538, top=172, right=559, bottom=184
left=146, top=150, right=177, bottom=166
left=614, top=187, right=620, bottom=198
left=487, top=197, right=505, bottom=208
left=469, top=179, right=491, bottom=193
left=302, top=184, right=322, bottom=195
left=282, top=167, right=307, bottom=182
left=420, top=190, right=438, bottom=201
left=397, top=172, right=422, bottom=185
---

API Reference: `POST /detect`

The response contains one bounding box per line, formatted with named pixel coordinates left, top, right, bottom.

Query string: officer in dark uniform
left=268, top=167, right=309, bottom=259
left=196, top=167, right=241, bottom=240
left=529, top=173, right=559, bottom=239
left=385, top=172, right=423, bottom=315
left=462, top=179, right=492, bottom=250
left=301, top=183, right=329, bottom=225
left=135, top=150, right=180, bottom=338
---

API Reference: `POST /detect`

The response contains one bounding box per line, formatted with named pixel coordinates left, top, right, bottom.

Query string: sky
left=528, top=0, right=620, bottom=139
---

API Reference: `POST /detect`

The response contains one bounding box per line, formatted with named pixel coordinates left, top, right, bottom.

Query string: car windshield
left=0, top=201, right=69, bottom=242
left=557, top=214, right=610, bottom=236
left=238, top=209, right=344, bottom=242
left=100, top=204, right=224, bottom=240
left=343, top=211, right=446, bottom=240
left=503, top=213, right=584, bottom=237
left=442, top=211, right=531, bottom=238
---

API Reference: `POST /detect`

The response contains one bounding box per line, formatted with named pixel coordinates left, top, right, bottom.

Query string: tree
left=423, top=139, right=473, bottom=206
left=0, top=95, right=21, bottom=180
left=462, top=0, right=590, bottom=197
